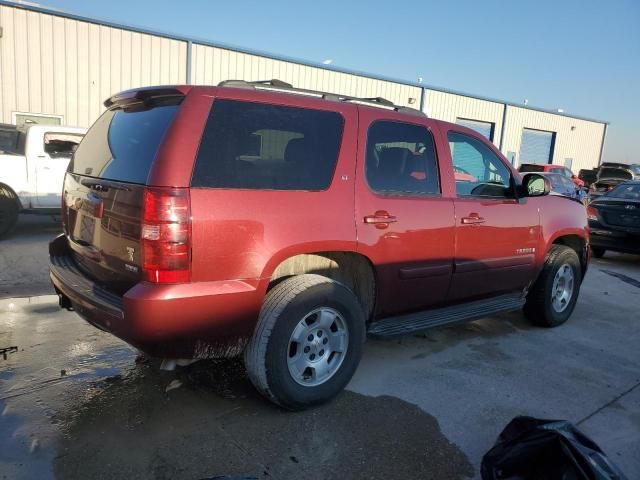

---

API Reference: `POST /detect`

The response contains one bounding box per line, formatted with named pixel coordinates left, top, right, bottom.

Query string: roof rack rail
left=217, top=79, right=426, bottom=118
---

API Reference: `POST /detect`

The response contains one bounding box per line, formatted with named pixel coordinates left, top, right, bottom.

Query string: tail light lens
left=586, top=206, right=598, bottom=221
left=141, top=187, right=191, bottom=283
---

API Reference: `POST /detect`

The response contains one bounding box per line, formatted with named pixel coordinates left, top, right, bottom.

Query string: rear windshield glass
left=519, top=164, right=544, bottom=173
left=608, top=183, right=640, bottom=200
left=192, top=99, right=344, bottom=190
left=598, top=168, right=633, bottom=180
left=69, top=104, right=180, bottom=184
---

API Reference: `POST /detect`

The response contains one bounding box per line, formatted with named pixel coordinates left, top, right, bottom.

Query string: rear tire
left=244, top=274, right=365, bottom=410
left=524, top=245, right=582, bottom=328
left=0, top=191, right=19, bottom=240
left=591, top=247, right=606, bottom=259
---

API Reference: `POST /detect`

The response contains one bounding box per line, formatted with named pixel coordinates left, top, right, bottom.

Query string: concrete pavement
left=0, top=218, right=638, bottom=478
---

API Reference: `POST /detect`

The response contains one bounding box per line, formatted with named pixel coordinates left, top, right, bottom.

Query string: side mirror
left=521, top=173, right=551, bottom=197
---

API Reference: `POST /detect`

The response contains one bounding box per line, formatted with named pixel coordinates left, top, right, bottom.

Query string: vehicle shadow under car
left=52, top=354, right=474, bottom=480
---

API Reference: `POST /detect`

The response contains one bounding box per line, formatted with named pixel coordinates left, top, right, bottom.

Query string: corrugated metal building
left=0, top=0, right=607, bottom=172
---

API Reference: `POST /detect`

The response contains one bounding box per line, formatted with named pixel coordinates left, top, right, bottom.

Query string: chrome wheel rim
left=551, top=263, right=574, bottom=313
left=287, top=307, right=349, bottom=387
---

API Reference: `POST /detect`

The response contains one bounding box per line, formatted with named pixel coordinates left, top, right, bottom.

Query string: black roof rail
left=218, top=79, right=294, bottom=89
left=217, top=79, right=426, bottom=118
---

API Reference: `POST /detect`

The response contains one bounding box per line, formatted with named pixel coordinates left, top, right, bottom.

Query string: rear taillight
left=586, top=206, right=598, bottom=221
left=141, top=187, right=191, bottom=283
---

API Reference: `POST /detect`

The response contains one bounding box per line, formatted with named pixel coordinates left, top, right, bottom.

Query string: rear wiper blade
left=80, top=178, right=131, bottom=192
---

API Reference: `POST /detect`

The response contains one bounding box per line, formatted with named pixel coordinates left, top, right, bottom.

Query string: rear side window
left=192, top=100, right=344, bottom=190
left=70, top=104, right=180, bottom=184
left=365, top=120, right=439, bottom=195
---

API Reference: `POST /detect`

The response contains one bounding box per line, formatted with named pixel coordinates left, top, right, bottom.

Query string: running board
left=367, top=294, right=525, bottom=338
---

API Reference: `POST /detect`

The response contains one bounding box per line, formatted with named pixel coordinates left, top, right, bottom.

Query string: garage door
left=519, top=128, right=555, bottom=164
left=456, top=118, right=494, bottom=141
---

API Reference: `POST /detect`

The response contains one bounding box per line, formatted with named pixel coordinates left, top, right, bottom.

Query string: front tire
left=244, top=274, right=365, bottom=410
left=524, top=245, right=582, bottom=328
left=591, top=247, right=606, bottom=258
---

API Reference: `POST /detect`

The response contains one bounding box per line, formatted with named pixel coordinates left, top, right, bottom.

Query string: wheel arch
left=550, top=233, right=588, bottom=278
left=266, top=251, right=377, bottom=322
left=0, top=183, right=23, bottom=210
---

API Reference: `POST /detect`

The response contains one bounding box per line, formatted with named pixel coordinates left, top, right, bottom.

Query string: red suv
left=50, top=81, right=590, bottom=409
left=519, top=163, right=585, bottom=188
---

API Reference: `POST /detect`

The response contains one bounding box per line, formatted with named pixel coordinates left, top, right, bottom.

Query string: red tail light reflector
left=141, top=187, right=191, bottom=283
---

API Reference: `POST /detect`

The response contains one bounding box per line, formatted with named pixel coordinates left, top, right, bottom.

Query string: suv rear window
left=70, top=104, right=180, bottom=184
left=192, top=99, right=343, bottom=190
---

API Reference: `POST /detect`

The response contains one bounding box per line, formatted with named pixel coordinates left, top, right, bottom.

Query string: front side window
left=192, top=100, right=344, bottom=191
left=365, top=121, right=439, bottom=195
left=448, top=131, right=512, bottom=198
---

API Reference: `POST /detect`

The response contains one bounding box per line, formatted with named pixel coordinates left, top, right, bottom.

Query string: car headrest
left=378, top=147, right=411, bottom=176
left=284, top=137, right=309, bottom=163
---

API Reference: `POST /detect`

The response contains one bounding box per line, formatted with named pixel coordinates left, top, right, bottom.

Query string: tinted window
left=0, top=129, right=24, bottom=154
left=608, top=184, right=640, bottom=200
left=192, top=100, right=343, bottom=190
left=448, top=131, right=512, bottom=198
left=70, top=104, right=180, bottom=184
left=365, top=121, right=439, bottom=195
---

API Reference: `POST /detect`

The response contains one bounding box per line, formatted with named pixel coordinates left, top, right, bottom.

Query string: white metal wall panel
left=190, top=44, right=422, bottom=108
left=0, top=5, right=187, bottom=127
left=423, top=89, right=504, bottom=147
left=0, top=3, right=607, bottom=171
left=501, top=106, right=606, bottom=173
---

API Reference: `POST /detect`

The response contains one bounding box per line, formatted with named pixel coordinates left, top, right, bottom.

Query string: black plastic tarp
left=481, top=416, right=628, bottom=480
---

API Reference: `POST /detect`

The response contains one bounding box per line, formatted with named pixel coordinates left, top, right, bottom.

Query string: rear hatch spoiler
left=104, top=86, right=190, bottom=110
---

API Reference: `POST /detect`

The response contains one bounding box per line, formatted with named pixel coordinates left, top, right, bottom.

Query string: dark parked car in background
left=589, top=165, right=639, bottom=200
left=600, top=162, right=640, bottom=176
left=541, top=173, right=588, bottom=204
left=588, top=181, right=640, bottom=257
left=578, top=168, right=598, bottom=189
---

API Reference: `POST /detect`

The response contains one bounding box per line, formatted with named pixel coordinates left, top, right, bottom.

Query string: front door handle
left=364, top=211, right=397, bottom=229
left=461, top=213, right=486, bottom=225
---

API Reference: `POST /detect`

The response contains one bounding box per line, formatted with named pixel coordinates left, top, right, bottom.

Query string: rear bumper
left=49, top=234, right=263, bottom=358
left=590, top=229, right=640, bottom=255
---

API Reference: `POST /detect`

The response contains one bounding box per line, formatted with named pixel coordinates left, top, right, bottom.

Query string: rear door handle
left=461, top=213, right=485, bottom=225
left=364, top=211, right=397, bottom=229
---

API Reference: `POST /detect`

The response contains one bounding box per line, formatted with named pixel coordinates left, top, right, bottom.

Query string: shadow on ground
left=53, top=358, right=474, bottom=480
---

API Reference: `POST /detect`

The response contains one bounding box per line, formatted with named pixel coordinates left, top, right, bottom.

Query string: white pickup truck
left=0, top=123, right=86, bottom=238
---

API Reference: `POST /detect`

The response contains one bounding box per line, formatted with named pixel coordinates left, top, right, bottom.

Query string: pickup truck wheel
left=244, top=274, right=365, bottom=410
left=591, top=247, right=606, bottom=258
left=0, top=193, right=19, bottom=239
left=524, top=245, right=582, bottom=327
